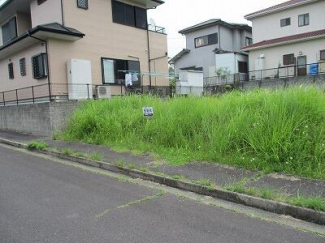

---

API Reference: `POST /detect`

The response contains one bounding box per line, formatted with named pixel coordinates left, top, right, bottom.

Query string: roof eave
left=0, top=0, right=13, bottom=12
left=245, top=0, right=319, bottom=20
left=0, top=25, right=85, bottom=54
left=169, top=49, right=190, bottom=64
left=179, top=20, right=251, bottom=35
left=242, top=35, right=325, bottom=51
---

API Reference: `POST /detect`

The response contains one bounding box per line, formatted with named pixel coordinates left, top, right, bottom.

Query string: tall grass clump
left=62, top=86, right=325, bottom=180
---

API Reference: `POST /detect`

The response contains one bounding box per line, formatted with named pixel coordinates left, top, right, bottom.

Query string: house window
left=37, top=0, right=47, bottom=5
left=298, top=14, right=309, bottom=27
left=283, top=54, right=295, bottom=65
left=112, top=0, right=147, bottom=30
left=8, top=63, right=14, bottom=79
left=2, top=17, right=17, bottom=44
left=101, top=58, right=141, bottom=85
left=280, top=18, right=291, bottom=27
left=20, top=58, right=26, bottom=76
left=77, top=0, right=88, bottom=9
left=320, top=50, right=325, bottom=60
left=195, top=33, right=218, bottom=48
left=238, top=61, right=248, bottom=73
left=135, top=7, right=147, bottom=29
left=32, top=53, right=48, bottom=79
left=245, top=37, right=253, bottom=46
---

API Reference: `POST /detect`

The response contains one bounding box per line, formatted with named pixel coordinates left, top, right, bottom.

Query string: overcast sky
left=148, top=0, right=285, bottom=58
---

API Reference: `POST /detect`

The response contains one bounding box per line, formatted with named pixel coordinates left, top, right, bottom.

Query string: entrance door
left=297, top=56, right=307, bottom=76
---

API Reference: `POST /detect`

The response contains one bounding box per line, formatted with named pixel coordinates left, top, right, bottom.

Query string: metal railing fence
left=204, top=62, right=325, bottom=86
left=0, top=83, right=172, bottom=106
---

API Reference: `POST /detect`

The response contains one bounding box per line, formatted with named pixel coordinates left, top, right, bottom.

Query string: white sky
left=148, top=0, right=285, bottom=58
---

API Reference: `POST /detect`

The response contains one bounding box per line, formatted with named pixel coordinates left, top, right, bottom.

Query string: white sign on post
left=143, top=107, right=154, bottom=117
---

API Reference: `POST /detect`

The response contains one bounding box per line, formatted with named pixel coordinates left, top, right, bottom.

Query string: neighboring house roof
left=169, top=49, right=190, bottom=64
left=178, top=19, right=251, bottom=35
left=242, top=28, right=325, bottom=51
left=245, top=0, right=320, bottom=20
left=0, top=23, right=84, bottom=56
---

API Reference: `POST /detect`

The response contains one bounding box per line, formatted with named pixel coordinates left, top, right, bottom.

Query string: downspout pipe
left=146, top=27, right=152, bottom=89
left=27, top=31, right=52, bottom=101
left=60, top=0, right=65, bottom=26
left=146, top=6, right=158, bottom=90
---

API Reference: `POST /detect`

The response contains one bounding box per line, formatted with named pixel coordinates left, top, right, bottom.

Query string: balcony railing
left=148, top=24, right=166, bottom=34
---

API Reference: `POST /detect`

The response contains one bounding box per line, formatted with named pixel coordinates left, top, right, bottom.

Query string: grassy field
left=62, top=87, right=325, bottom=180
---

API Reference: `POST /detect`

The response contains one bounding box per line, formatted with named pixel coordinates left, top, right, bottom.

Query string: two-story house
left=0, top=0, right=168, bottom=101
left=169, top=19, right=252, bottom=79
left=243, top=0, right=325, bottom=78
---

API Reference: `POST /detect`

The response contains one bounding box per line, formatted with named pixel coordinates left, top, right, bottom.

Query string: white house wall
left=216, top=53, right=248, bottom=74
left=251, top=0, right=325, bottom=43
left=248, top=38, right=324, bottom=73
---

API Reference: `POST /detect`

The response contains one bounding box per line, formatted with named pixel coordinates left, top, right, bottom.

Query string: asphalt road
left=0, top=145, right=323, bottom=243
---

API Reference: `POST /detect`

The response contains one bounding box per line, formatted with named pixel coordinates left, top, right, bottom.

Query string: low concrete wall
left=239, top=75, right=325, bottom=90
left=0, top=101, right=78, bottom=136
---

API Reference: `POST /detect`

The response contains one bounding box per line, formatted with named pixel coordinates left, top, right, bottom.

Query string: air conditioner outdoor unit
left=96, top=86, right=112, bottom=99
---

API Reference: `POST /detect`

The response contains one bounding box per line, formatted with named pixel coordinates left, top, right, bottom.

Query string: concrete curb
left=1, top=137, right=324, bottom=225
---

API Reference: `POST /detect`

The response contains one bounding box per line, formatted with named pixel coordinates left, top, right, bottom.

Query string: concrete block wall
left=238, top=75, right=325, bottom=90
left=0, top=101, right=78, bottom=136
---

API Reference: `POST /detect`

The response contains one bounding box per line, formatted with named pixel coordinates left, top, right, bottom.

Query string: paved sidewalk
left=1, top=130, right=324, bottom=199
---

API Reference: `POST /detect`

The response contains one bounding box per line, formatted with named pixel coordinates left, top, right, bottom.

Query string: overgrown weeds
left=62, top=87, right=325, bottom=180
left=225, top=183, right=325, bottom=211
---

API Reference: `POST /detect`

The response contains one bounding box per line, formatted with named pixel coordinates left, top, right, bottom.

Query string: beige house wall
left=0, top=43, right=47, bottom=94
left=30, top=0, right=63, bottom=27
left=46, top=0, right=168, bottom=88
left=16, top=12, right=32, bottom=36
left=251, top=1, right=325, bottom=43
left=248, top=38, right=325, bottom=72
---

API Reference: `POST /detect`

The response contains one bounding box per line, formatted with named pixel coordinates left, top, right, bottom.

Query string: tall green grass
left=62, top=87, right=325, bottom=180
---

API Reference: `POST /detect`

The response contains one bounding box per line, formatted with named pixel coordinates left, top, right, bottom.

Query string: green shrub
left=62, top=87, right=325, bottom=180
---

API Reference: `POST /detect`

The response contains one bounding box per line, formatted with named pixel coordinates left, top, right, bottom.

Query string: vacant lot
left=62, top=87, right=325, bottom=180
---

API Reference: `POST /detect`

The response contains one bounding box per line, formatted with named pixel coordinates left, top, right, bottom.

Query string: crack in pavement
left=94, top=191, right=165, bottom=219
